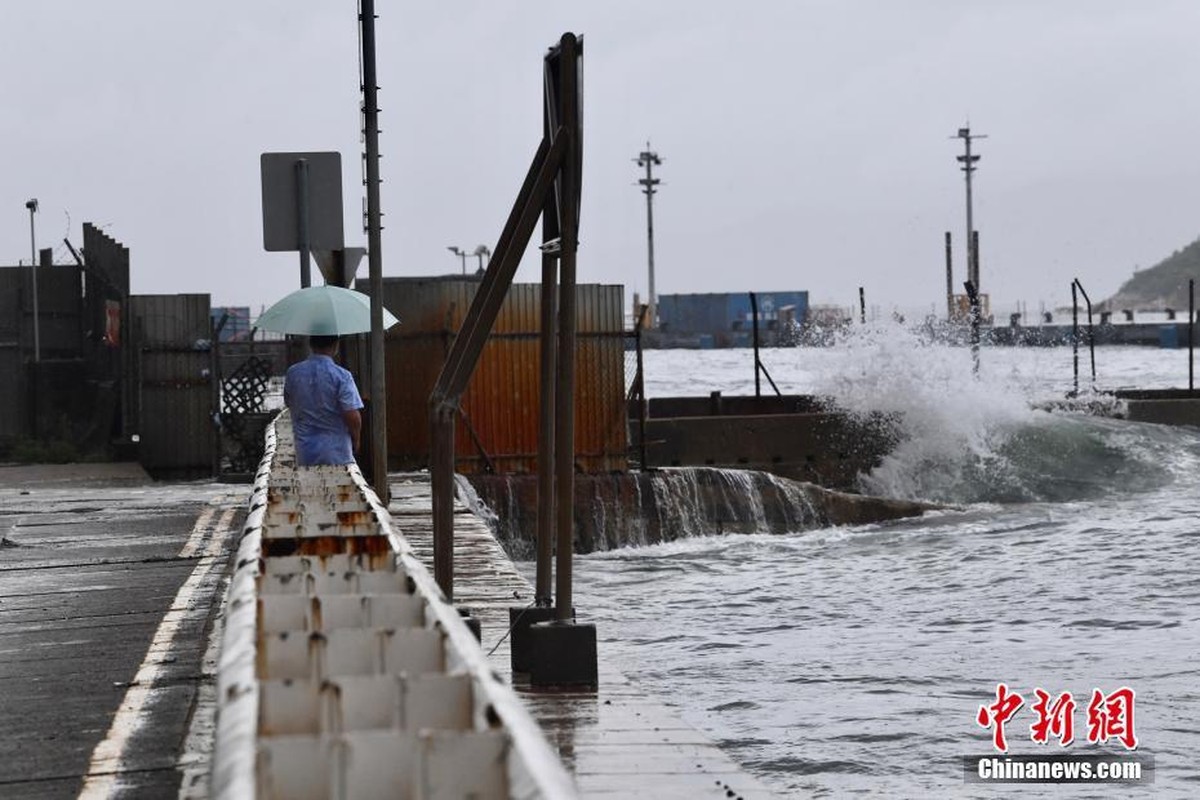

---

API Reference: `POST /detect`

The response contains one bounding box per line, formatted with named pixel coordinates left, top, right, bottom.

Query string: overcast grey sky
left=4, top=2, right=1200, bottom=318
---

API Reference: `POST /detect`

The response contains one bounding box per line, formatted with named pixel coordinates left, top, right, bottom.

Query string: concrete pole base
left=457, top=607, right=482, bottom=642
left=527, top=620, right=598, bottom=690
left=508, top=606, right=562, bottom=674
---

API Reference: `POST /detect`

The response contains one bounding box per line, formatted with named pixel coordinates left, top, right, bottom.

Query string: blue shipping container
left=657, top=291, right=808, bottom=333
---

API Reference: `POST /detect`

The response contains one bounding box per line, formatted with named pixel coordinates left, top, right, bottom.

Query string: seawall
left=462, top=467, right=934, bottom=558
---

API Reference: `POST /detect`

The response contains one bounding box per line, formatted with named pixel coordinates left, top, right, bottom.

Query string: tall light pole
left=25, top=199, right=40, bottom=362
left=446, top=245, right=468, bottom=274
left=635, top=143, right=662, bottom=328
left=953, top=126, right=986, bottom=290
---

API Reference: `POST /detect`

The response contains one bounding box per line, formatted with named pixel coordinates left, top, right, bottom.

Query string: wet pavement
left=0, top=464, right=244, bottom=799
left=0, top=464, right=775, bottom=798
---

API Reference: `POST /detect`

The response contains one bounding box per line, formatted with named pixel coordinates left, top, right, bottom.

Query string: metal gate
left=130, top=294, right=215, bottom=478
left=215, top=339, right=287, bottom=479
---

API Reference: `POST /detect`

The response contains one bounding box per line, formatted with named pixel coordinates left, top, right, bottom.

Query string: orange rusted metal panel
left=372, top=277, right=626, bottom=475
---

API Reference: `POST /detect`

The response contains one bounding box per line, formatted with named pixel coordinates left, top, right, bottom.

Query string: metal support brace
left=429, top=132, right=568, bottom=600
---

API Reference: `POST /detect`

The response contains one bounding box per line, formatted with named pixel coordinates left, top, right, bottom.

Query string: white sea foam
left=768, top=321, right=1195, bottom=504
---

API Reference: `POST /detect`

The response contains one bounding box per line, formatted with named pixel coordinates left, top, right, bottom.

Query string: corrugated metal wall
left=0, top=359, right=21, bottom=437
left=370, top=277, right=627, bottom=474
left=82, top=223, right=133, bottom=438
left=0, top=265, right=86, bottom=438
left=0, top=268, right=28, bottom=436
left=35, top=267, right=84, bottom=354
left=131, top=294, right=215, bottom=477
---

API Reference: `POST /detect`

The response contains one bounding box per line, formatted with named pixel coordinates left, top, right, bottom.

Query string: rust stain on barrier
left=309, top=597, right=324, bottom=632
left=336, top=510, right=373, bottom=526
left=262, top=536, right=394, bottom=558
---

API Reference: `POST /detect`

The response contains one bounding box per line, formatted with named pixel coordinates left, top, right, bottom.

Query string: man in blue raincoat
left=283, top=335, right=364, bottom=465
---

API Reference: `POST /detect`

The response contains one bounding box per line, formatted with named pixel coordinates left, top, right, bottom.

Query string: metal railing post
left=1074, top=278, right=1095, bottom=390
left=1071, top=281, right=1080, bottom=395
left=751, top=292, right=761, bottom=397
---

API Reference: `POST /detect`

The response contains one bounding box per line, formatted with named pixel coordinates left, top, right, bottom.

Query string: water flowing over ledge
left=460, top=467, right=935, bottom=557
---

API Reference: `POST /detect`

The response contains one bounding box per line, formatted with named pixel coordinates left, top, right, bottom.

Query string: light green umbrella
left=254, top=285, right=399, bottom=336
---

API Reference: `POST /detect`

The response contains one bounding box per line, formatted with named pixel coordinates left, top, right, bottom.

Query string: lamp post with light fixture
left=446, top=245, right=468, bottom=275
left=25, top=199, right=40, bottom=362
left=634, top=143, right=662, bottom=329
left=952, top=126, right=986, bottom=290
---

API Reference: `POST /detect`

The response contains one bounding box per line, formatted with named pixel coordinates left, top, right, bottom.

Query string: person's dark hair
left=309, top=334, right=339, bottom=350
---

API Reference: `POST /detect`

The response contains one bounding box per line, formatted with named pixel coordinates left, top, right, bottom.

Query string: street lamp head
left=25, top=199, right=38, bottom=212
left=472, top=244, right=490, bottom=257
left=446, top=245, right=463, bottom=256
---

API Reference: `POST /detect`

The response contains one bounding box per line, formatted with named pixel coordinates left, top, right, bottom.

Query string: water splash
left=465, top=468, right=872, bottom=556
left=452, top=473, right=500, bottom=530
left=807, top=320, right=1178, bottom=504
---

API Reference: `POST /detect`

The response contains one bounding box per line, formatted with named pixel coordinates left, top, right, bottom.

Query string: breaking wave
left=809, top=321, right=1199, bottom=504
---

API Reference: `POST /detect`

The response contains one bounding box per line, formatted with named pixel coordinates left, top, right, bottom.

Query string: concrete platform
left=389, top=474, right=776, bottom=799
left=0, top=467, right=245, bottom=799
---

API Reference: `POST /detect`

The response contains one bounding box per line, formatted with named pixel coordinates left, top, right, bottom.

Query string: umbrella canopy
left=254, top=285, right=399, bottom=336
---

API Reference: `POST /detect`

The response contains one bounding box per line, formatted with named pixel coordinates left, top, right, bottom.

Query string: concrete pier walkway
left=390, top=474, right=775, bottom=799
left=0, top=464, right=244, bottom=799
left=0, top=463, right=775, bottom=798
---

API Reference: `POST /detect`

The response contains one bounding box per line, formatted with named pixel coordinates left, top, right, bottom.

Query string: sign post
left=260, top=152, right=345, bottom=288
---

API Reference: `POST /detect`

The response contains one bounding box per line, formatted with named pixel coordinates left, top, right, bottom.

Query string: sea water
left=558, top=330, right=1200, bottom=797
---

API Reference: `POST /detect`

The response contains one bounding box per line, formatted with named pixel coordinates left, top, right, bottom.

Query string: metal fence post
left=535, top=252, right=557, bottom=606
left=751, top=292, right=761, bottom=398
left=1071, top=281, right=1080, bottom=395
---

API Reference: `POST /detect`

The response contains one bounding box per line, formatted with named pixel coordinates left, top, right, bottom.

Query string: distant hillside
left=1100, top=237, right=1200, bottom=311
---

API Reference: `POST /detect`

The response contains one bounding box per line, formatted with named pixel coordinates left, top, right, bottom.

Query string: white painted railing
left=211, top=414, right=576, bottom=799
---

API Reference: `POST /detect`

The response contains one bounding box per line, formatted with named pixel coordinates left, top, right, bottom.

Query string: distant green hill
left=1100, top=237, right=1200, bottom=311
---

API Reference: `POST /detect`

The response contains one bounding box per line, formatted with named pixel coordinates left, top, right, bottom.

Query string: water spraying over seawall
left=804, top=321, right=1185, bottom=504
